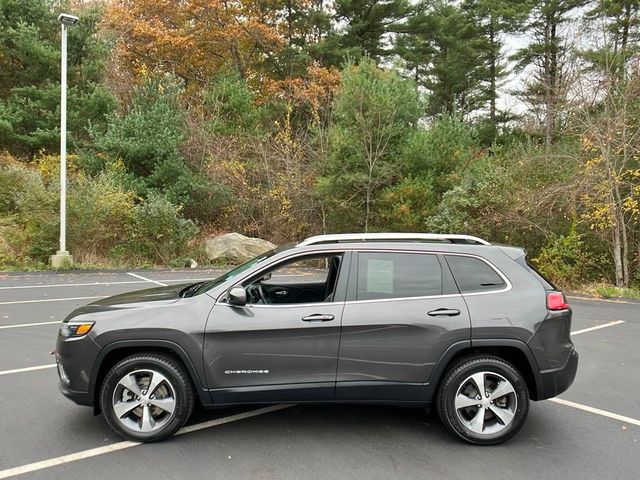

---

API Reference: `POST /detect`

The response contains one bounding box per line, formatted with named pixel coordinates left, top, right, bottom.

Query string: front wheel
left=436, top=356, right=529, bottom=445
left=100, top=353, right=195, bottom=442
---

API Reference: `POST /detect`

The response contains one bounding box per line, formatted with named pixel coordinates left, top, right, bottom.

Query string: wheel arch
left=90, top=340, right=209, bottom=414
left=426, top=339, right=542, bottom=402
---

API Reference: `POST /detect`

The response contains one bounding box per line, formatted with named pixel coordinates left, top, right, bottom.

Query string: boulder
left=205, top=233, right=276, bottom=264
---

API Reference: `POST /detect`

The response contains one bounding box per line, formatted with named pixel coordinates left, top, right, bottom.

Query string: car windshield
left=194, top=248, right=281, bottom=294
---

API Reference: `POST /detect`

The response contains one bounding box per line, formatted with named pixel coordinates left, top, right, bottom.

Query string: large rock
left=205, top=233, right=276, bottom=264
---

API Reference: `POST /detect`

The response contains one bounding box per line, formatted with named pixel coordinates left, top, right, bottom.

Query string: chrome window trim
left=343, top=293, right=463, bottom=306
left=214, top=248, right=512, bottom=306
left=215, top=249, right=348, bottom=306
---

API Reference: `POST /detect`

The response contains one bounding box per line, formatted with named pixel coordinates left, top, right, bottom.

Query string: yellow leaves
left=106, top=0, right=286, bottom=95
left=35, top=151, right=80, bottom=183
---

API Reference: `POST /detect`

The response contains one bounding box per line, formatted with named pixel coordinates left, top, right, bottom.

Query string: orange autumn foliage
left=105, top=0, right=286, bottom=90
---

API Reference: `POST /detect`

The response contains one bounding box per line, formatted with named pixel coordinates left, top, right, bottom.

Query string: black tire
left=100, top=353, right=195, bottom=442
left=436, top=355, right=529, bottom=445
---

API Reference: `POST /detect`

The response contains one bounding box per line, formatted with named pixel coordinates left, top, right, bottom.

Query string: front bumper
left=536, top=348, right=579, bottom=400
left=58, top=380, right=92, bottom=406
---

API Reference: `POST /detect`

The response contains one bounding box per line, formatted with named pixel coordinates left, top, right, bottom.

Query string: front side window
left=356, top=252, right=442, bottom=300
left=445, top=255, right=507, bottom=293
left=244, top=254, right=343, bottom=304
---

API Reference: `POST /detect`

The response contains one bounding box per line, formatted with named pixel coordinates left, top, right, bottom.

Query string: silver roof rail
left=297, top=233, right=491, bottom=247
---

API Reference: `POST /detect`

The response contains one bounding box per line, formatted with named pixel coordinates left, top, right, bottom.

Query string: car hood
left=65, top=283, right=189, bottom=319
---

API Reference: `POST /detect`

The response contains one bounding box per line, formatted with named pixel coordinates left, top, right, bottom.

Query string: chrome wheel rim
left=112, top=369, right=177, bottom=433
left=454, top=371, right=517, bottom=435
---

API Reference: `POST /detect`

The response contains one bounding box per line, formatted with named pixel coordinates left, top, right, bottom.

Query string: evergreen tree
left=463, top=0, right=530, bottom=130
left=584, top=0, right=640, bottom=78
left=0, top=0, right=114, bottom=156
left=513, top=0, right=587, bottom=145
left=396, top=1, right=488, bottom=117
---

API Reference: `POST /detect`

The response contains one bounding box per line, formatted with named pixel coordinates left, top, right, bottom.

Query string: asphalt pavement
left=0, top=269, right=638, bottom=479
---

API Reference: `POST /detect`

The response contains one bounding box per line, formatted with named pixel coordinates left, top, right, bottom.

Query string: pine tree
left=513, top=0, right=587, bottom=145
left=396, top=1, right=488, bottom=117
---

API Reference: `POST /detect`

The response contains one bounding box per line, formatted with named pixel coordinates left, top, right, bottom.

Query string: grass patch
left=580, top=284, right=640, bottom=300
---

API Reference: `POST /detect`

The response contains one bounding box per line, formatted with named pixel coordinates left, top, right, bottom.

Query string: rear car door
left=203, top=251, right=349, bottom=403
left=335, top=250, right=470, bottom=401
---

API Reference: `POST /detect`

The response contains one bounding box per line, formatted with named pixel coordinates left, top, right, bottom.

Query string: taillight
left=547, top=291, right=569, bottom=311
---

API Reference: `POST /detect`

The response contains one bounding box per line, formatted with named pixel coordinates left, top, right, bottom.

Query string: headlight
left=60, top=321, right=94, bottom=338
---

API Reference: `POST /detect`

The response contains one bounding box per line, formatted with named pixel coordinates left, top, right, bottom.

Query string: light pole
left=50, top=13, right=78, bottom=269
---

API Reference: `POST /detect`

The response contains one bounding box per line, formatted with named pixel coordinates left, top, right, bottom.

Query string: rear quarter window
left=445, top=255, right=507, bottom=293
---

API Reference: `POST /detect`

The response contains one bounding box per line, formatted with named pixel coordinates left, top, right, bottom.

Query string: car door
left=203, top=251, right=349, bottom=404
left=335, top=250, right=471, bottom=401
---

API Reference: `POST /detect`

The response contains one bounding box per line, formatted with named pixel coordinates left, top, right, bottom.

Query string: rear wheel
left=100, top=353, right=194, bottom=442
left=436, top=356, right=529, bottom=445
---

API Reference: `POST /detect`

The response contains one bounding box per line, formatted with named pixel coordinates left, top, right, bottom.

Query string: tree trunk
left=545, top=13, right=558, bottom=146
left=489, top=18, right=497, bottom=125
left=612, top=220, right=624, bottom=287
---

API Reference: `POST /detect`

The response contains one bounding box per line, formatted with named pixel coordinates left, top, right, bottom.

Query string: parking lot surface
left=0, top=269, right=638, bottom=479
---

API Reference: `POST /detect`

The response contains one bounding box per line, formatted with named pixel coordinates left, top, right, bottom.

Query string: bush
left=532, top=228, right=599, bottom=289
left=67, top=169, right=136, bottom=263
left=126, top=193, right=198, bottom=265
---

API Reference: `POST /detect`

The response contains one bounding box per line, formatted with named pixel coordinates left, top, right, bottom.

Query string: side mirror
left=261, top=272, right=272, bottom=282
left=227, top=286, right=247, bottom=306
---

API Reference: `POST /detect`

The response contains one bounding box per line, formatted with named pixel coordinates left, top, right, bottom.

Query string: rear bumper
left=536, top=348, right=579, bottom=400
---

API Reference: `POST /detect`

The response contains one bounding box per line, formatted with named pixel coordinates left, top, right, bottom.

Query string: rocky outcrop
left=205, top=232, right=275, bottom=264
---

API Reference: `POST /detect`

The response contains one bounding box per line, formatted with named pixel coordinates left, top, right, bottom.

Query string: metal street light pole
left=50, top=13, right=78, bottom=269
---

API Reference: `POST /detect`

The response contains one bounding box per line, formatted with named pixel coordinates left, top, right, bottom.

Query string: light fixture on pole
left=50, top=13, right=79, bottom=269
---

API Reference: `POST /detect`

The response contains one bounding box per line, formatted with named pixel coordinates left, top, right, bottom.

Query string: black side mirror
left=227, top=287, right=247, bottom=306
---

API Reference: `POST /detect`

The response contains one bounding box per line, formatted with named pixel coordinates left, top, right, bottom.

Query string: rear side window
left=356, top=252, right=442, bottom=300
left=445, top=255, right=506, bottom=293
left=515, top=256, right=556, bottom=290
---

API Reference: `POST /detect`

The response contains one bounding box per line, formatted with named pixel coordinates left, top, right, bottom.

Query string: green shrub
left=533, top=228, right=598, bottom=289
left=127, top=193, right=198, bottom=265
left=67, top=170, right=136, bottom=263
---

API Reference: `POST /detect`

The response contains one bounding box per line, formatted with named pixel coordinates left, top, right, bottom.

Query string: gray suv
left=55, top=233, right=578, bottom=445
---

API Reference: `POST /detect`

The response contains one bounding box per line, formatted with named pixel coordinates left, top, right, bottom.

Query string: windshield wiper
left=179, top=281, right=207, bottom=298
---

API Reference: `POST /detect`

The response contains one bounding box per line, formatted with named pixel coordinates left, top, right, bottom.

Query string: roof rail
left=297, top=233, right=491, bottom=247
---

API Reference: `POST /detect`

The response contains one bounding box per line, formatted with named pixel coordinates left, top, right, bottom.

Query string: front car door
left=336, top=250, right=471, bottom=402
left=203, top=251, right=349, bottom=403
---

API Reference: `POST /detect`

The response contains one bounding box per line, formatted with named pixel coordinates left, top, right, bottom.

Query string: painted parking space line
left=567, top=295, right=635, bottom=305
left=571, top=320, right=625, bottom=336
left=125, top=272, right=167, bottom=287
left=0, top=277, right=216, bottom=290
left=0, top=364, right=56, bottom=376
left=550, top=397, right=640, bottom=427
left=0, top=296, right=105, bottom=306
left=0, top=321, right=59, bottom=330
left=0, top=280, right=143, bottom=290
left=0, top=404, right=292, bottom=480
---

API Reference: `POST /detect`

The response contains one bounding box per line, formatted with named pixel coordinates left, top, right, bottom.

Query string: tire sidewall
left=440, top=357, right=529, bottom=445
left=100, top=356, right=192, bottom=442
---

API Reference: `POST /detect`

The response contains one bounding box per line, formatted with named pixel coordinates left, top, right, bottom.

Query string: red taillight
left=547, top=291, right=569, bottom=311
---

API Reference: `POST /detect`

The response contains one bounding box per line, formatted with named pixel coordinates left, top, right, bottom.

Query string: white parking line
left=550, top=397, right=640, bottom=427
left=0, top=296, right=105, bottom=306
left=571, top=320, right=625, bottom=336
left=0, top=321, right=59, bottom=330
left=0, top=278, right=218, bottom=290
left=126, top=272, right=168, bottom=287
left=0, top=404, right=292, bottom=479
left=0, top=364, right=56, bottom=376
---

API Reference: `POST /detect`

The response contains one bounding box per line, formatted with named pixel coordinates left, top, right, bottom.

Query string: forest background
left=1, top=0, right=639, bottom=297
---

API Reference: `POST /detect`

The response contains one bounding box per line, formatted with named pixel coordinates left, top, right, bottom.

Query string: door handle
left=427, top=308, right=461, bottom=317
left=273, top=290, right=288, bottom=297
left=301, top=314, right=335, bottom=322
